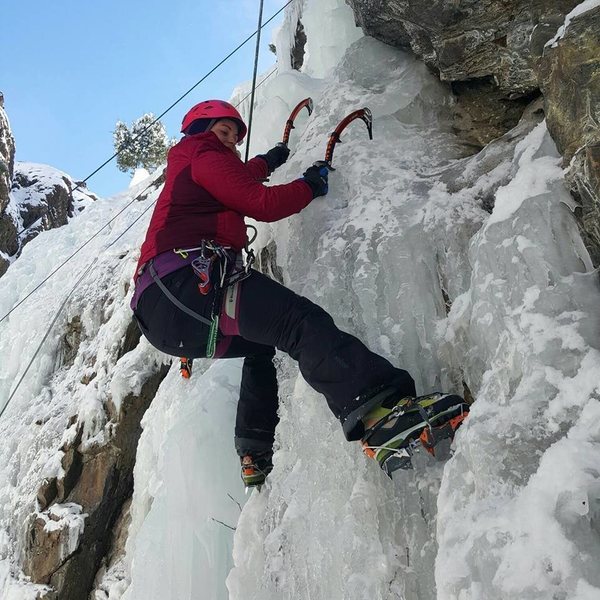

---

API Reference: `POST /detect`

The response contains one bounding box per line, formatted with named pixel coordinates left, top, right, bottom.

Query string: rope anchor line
left=244, top=0, right=266, bottom=163
left=13, top=0, right=294, bottom=241
left=2, top=0, right=292, bottom=326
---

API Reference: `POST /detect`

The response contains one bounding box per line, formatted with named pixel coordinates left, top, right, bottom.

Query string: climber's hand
left=301, top=164, right=329, bottom=199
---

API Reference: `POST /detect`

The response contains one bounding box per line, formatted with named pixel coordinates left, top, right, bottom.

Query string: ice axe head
left=324, top=107, right=373, bottom=168
left=282, top=97, right=314, bottom=146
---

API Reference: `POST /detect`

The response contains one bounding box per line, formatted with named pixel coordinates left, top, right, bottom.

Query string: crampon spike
left=419, top=412, right=469, bottom=456
left=179, top=357, right=193, bottom=379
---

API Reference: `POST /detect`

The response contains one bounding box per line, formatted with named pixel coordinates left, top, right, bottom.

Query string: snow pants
left=133, top=264, right=415, bottom=457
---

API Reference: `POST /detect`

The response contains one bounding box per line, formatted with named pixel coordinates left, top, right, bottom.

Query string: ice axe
left=314, top=107, right=373, bottom=171
left=255, top=98, right=314, bottom=182
left=278, top=97, right=314, bottom=149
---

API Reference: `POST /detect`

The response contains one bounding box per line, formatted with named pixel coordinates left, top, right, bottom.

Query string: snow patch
left=545, top=0, right=600, bottom=47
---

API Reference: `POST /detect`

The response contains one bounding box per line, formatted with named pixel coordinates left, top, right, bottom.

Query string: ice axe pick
left=314, top=107, right=373, bottom=171
left=277, top=97, right=314, bottom=150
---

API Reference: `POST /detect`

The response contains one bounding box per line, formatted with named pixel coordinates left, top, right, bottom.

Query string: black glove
left=258, top=143, right=290, bottom=173
left=301, top=164, right=329, bottom=199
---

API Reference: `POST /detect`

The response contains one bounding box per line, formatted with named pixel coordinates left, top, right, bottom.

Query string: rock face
left=9, top=171, right=170, bottom=600
left=345, top=0, right=600, bottom=264
left=0, top=99, right=97, bottom=277
left=0, top=101, right=16, bottom=221
left=22, top=322, right=169, bottom=599
left=345, top=0, right=579, bottom=90
left=291, top=20, right=307, bottom=70
left=0, top=162, right=97, bottom=277
left=537, top=6, right=600, bottom=265
left=344, top=0, right=580, bottom=145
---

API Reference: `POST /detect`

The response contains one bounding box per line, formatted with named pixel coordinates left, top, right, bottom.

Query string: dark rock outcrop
left=345, top=0, right=580, bottom=90
left=256, top=239, right=285, bottom=284
left=24, top=350, right=169, bottom=599
left=291, top=20, right=307, bottom=70
left=345, top=0, right=579, bottom=145
left=537, top=6, right=600, bottom=265
left=0, top=163, right=97, bottom=277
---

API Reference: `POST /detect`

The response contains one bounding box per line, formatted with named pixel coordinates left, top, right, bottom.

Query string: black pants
left=133, top=266, right=415, bottom=456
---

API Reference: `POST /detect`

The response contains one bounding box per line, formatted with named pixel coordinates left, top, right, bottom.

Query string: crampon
left=240, top=454, right=273, bottom=490
left=361, top=393, right=470, bottom=476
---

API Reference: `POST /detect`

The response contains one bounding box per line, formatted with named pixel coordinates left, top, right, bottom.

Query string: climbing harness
left=176, top=224, right=258, bottom=374
left=157, top=239, right=256, bottom=359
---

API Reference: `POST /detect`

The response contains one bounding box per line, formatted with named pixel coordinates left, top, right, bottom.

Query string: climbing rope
left=0, top=257, right=98, bottom=420
left=0, top=183, right=160, bottom=417
left=244, top=0, right=266, bottom=163
left=2, top=1, right=293, bottom=324
left=238, top=67, right=277, bottom=107
left=1, top=61, right=280, bottom=328
left=0, top=182, right=156, bottom=324
left=13, top=0, right=294, bottom=241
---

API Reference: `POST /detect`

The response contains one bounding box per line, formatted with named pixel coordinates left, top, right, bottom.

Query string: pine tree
left=113, top=113, right=174, bottom=174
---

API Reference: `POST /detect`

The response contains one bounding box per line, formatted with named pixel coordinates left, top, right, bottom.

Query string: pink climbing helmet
left=180, top=100, right=247, bottom=141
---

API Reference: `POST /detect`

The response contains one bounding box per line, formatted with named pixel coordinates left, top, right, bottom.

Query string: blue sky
left=3, top=0, right=284, bottom=197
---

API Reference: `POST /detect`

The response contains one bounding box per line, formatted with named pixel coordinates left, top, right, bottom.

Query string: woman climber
left=130, top=99, right=468, bottom=487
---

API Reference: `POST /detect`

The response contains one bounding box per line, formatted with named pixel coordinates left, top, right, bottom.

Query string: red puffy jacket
left=136, top=131, right=313, bottom=271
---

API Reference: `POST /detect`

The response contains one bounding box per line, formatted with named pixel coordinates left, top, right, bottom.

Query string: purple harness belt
left=130, top=249, right=202, bottom=311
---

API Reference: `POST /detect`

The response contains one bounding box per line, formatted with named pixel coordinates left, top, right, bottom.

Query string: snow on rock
left=0, top=101, right=15, bottom=210
left=546, top=0, right=600, bottom=47
left=36, top=503, right=86, bottom=558
left=0, top=170, right=168, bottom=598
left=1, top=161, right=97, bottom=276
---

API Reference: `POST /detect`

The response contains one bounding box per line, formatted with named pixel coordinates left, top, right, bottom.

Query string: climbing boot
left=361, top=393, right=469, bottom=475
left=240, top=452, right=273, bottom=489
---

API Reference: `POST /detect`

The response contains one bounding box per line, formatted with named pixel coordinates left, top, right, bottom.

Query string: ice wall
left=436, top=123, right=600, bottom=599
left=226, top=1, right=600, bottom=599
left=121, top=361, right=246, bottom=600
left=272, top=0, right=362, bottom=77
left=226, top=28, right=469, bottom=600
